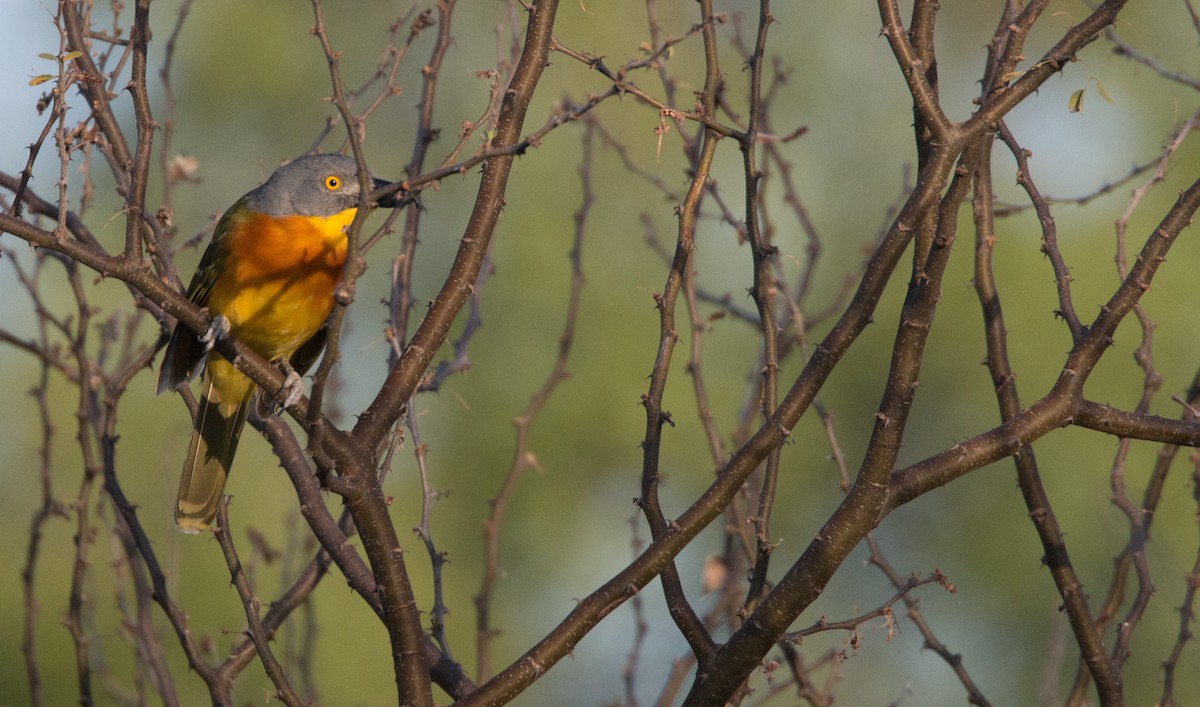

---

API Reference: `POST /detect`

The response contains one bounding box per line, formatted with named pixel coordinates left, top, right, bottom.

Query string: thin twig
left=213, top=501, right=304, bottom=707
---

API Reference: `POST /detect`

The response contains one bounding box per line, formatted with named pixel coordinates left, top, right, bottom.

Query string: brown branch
left=462, top=58, right=970, bottom=703
left=960, top=0, right=1128, bottom=136
left=890, top=173, right=1200, bottom=507
left=63, top=258, right=98, bottom=707
left=972, top=134, right=1113, bottom=701
left=407, top=412, right=454, bottom=656
left=866, top=540, right=991, bottom=706
left=391, top=0, right=458, bottom=353
left=1159, top=447, right=1200, bottom=706
left=782, top=571, right=950, bottom=643
left=1074, top=401, right=1200, bottom=445
left=7, top=3, right=1199, bottom=705
left=17, top=253, right=71, bottom=707
left=102, top=428, right=224, bottom=700
left=353, top=0, right=561, bottom=446
left=121, top=0, right=155, bottom=261
left=996, top=122, right=1084, bottom=340
left=214, top=501, right=304, bottom=707
left=307, top=3, right=432, bottom=701
left=550, top=21, right=743, bottom=141
left=634, top=0, right=722, bottom=666
left=62, top=1, right=133, bottom=174
left=622, top=514, right=651, bottom=707
left=878, top=0, right=952, bottom=141
left=683, top=136, right=985, bottom=704
left=740, top=0, right=783, bottom=618
left=475, top=115, right=593, bottom=680
left=1106, top=26, right=1200, bottom=90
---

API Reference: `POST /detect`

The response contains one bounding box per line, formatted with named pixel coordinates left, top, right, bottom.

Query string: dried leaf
left=1068, top=88, right=1084, bottom=113
left=1096, top=80, right=1115, bottom=104
left=29, top=74, right=53, bottom=86
left=167, top=154, right=199, bottom=182
left=701, top=555, right=727, bottom=594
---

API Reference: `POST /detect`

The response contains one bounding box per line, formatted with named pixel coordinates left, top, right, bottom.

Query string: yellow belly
left=206, top=209, right=353, bottom=361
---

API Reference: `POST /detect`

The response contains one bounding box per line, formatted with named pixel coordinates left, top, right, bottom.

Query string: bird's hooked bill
left=372, top=178, right=404, bottom=208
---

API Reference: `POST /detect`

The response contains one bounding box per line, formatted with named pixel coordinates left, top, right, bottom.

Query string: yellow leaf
left=29, top=74, right=53, bottom=86
left=1096, top=80, right=1115, bottom=104
left=1068, top=88, right=1084, bottom=113
left=38, top=52, right=56, bottom=61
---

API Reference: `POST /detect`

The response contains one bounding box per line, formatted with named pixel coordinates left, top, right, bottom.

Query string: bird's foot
left=199, top=315, right=231, bottom=351
left=276, top=361, right=305, bottom=410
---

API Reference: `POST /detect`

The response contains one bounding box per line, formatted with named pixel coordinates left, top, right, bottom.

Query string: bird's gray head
left=243, top=153, right=398, bottom=217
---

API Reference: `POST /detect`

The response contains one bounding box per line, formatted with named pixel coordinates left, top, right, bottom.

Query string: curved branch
left=353, top=0, right=561, bottom=447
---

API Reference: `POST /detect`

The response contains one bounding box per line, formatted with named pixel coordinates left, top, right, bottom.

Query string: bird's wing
left=156, top=201, right=245, bottom=395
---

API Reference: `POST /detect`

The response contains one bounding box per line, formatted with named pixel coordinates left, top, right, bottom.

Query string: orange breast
left=206, top=209, right=354, bottom=361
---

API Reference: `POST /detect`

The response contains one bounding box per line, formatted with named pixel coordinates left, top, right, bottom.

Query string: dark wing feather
left=155, top=201, right=244, bottom=395
left=288, top=322, right=329, bottom=376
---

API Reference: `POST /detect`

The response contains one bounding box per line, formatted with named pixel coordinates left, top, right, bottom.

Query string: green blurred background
left=2, top=1, right=1198, bottom=705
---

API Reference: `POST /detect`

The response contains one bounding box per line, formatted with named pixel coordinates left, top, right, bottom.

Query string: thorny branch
left=3, top=0, right=1200, bottom=706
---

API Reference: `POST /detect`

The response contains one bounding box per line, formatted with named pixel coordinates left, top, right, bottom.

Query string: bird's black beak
left=372, top=178, right=404, bottom=208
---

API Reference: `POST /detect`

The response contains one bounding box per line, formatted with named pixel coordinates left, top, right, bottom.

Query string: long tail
left=176, top=372, right=252, bottom=532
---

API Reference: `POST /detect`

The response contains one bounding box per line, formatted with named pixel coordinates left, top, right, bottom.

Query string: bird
left=156, top=153, right=400, bottom=532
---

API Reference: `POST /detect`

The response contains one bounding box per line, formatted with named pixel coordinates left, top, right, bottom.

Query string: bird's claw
left=278, top=366, right=305, bottom=409
left=199, top=315, right=231, bottom=352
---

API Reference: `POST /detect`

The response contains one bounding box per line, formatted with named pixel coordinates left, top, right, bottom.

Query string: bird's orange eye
left=324, top=175, right=340, bottom=190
